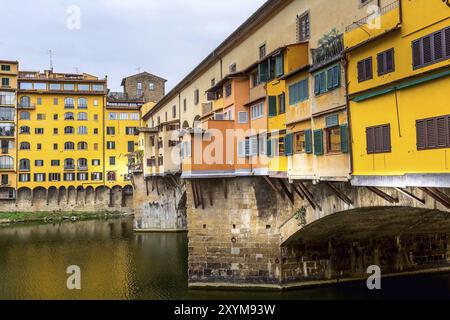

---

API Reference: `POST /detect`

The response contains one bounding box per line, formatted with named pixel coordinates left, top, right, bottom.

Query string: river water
left=1, top=217, right=450, bottom=300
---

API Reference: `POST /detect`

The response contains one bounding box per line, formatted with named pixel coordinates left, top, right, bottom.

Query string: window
left=1, top=65, right=11, bottom=71
left=78, top=112, right=88, bottom=121
left=294, top=131, right=306, bottom=154
left=20, top=142, right=30, bottom=150
left=275, top=54, right=284, bottom=77
left=20, top=96, right=31, bottom=108
left=19, top=174, right=31, bottom=182
left=78, top=98, right=87, bottom=109
left=377, top=48, right=395, bottom=75
left=53, top=144, right=58, bottom=150
left=19, top=82, right=32, bottom=90
left=1, top=78, right=10, bottom=87
left=53, top=98, right=59, bottom=105
left=37, top=143, right=42, bottom=150
left=1, top=174, right=8, bottom=186
left=326, top=126, right=342, bottom=153
left=51, top=160, right=60, bottom=166
left=94, top=128, right=98, bottom=135
left=35, top=160, right=44, bottom=167
left=108, top=112, right=118, bottom=120
left=298, top=12, right=310, bottom=41
left=53, top=128, right=58, bottom=135
left=64, top=112, right=74, bottom=120
left=20, top=111, right=30, bottom=120
left=78, top=158, right=88, bottom=170
left=94, top=114, right=98, bottom=121
left=148, top=82, right=155, bottom=91
left=64, top=126, right=75, bottom=134
left=109, top=157, right=116, bottom=165
left=238, top=111, right=248, bottom=124
left=92, top=85, right=104, bottom=92
left=130, top=112, right=139, bottom=120
left=77, top=142, right=88, bottom=150
left=107, top=127, right=116, bottom=135
left=64, top=84, right=75, bottom=91
left=278, top=93, right=286, bottom=114
left=416, top=114, right=450, bottom=150
left=37, top=113, right=46, bottom=120
left=78, top=84, right=89, bottom=91
left=172, top=105, right=177, bottom=118
left=366, top=124, right=392, bottom=154
left=357, top=57, right=373, bottom=82
left=77, top=173, right=88, bottom=181
left=49, top=173, right=61, bottom=182
left=53, top=114, right=58, bottom=120
left=412, top=27, right=450, bottom=69
left=64, top=142, right=75, bottom=150
left=0, top=156, right=13, bottom=169
left=119, top=112, right=128, bottom=120
left=259, top=44, right=266, bottom=59
left=92, top=159, right=101, bottom=166
left=50, top=84, right=61, bottom=91
left=107, top=171, right=116, bottom=182
left=64, top=97, right=74, bottom=109
left=229, top=63, right=237, bottom=73
left=183, top=99, right=187, bottom=112
left=35, top=128, right=44, bottom=135
left=93, top=99, right=99, bottom=106
left=251, top=102, right=264, bottom=120
left=128, top=141, right=135, bottom=152
left=19, top=159, right=30, bottom=171
left=289, top=79, right=309, bottom=105
left=225, top=82, right=232, bottom=97
left=314, top=64, right=341, bottom=95
left=194, top=89, right=199, bottom=105
left=78, top=126, right=88, bottom=135
left=64, top=158, right=75, bottom=170
left=34, top=173, right=46, bottom=182
left=0, top=92, right=16, bottom=105
left=137, top=82, right=143, bottom=96
left=268, top=96, right=277, bottom=117
left=126, top=127, right=136, bottom=135
left=64, top=173, right=75, bottom=181
left=251, top=72, right=261, bottom=88
left=94, top=143, right=99, bottom=151
left=91, top=172, right=102, bottom=181
left=37, top=98, right=42, bottom=105
left=107, top=141, right=116, bottom=150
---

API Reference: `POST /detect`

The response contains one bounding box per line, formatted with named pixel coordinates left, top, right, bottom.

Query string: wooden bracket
left=366, top=186, right=399, bottom=203
left=420, top=187, right=450, bottom=209
left=278, top=179, right=294, bottom=205
left=297, top=182, right=322, bottom=211
left=263, top=176, right=285, bottom=199
left=395, top=187, right=425, bottom=205
left=192, top=180, right=199, bottom=208
left=326, top=182, right=353, bottom=205
left=223, top=179, right=228, bottom=199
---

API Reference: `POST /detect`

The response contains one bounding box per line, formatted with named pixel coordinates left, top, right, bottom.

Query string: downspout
left=343, top=55, right=354, bottom=179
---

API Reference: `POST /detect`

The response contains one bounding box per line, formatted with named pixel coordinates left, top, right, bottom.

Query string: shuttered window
left=297, top=12, right=310, bottom=42
left=377, top=48, right=395, bottom=75
left=357, top=57, right=373, bottom=82
left=313, top=129, right=324, bottom=156
left=275, top=54, right=284, bottom=77
left=249, top=136, right=258, bottom=156
left=340, top=124, right=349, bottom=154
left=416, top=114, right=450, bottom=150
left=258, top=63, right=268, bottom=83
left=279, top=93, right=286, bottom=114
left=314, top=64, right=340, bottom=96
left=289, top=78, right=308, bottom=105
left=366, top=124, right=391, bottom=154
left=268, top=96, right=277, bottom=117
left=412, top=27, right=450, bottom=70
left=305, top=129, right=313, bottom=154
left=267, top=138, right=273, bottom=157
left=284, top=133, right=293, bottom=156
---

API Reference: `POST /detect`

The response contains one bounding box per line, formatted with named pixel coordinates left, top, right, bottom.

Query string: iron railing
left=345, top=0, right=400, bottom=32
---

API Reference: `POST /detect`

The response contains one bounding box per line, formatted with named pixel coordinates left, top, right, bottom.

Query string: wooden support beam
left=297, top=182, right=322, bottom=211
left=325, top=182, right=354, bottom=205
left=169, top=175, right=180, bottom=190
left=293, top=184, right=305, bottom=200
left=145, top=179, right=149, bottom=196
left=46, top=189, right=49, bottom=206
left=420, top=187, right=450, bottom=209
left=66, top=189, right=69, bottom=205
left=197, top=180, right=205, bottom=210
left=191, top=180, right=199, bottom=208
left=121, top=189, right=125, bottom=207
left=155, top=177, right=160, bottom=195
left=94, top=188, right=98, bottom=204
left=366, top=187, right=399, bottom=204
left=263, top=176, right=285, bottom=199
left=208, top=181, right=213, bottom=207
left=395, top=187, right=425, bottom=205
left=31, top=189, right=34, bottom=207
left=57, top=189, right=61, bottom=205
left=223, top=179, right=228, bottom=199
left=278, top=179, right=294, bottom=205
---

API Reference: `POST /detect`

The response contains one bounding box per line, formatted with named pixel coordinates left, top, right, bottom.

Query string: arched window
left=64, top=112, right=74, bottom=120
left=64, top=97, right=75, bottom=109
left=0, top=156, right=13, bottom=169
left=20, top=126, right=30, bottom=134
left=19, top=142, right=30, bottom=150
left=20, top=111, right=30, bottom=120
left=64, top=158, right=75, bottom=170
left=107, top=171, right=116, bottom=181
left=77, top=142, right=88, bottom=150
left=64, top=142, right=75, bottom=150
left=19, top=159, right=30, bottom=171
left=78, top=98, right=87, bottom=109
left=78, top=112, right=88, bottom=121
left=78, top=158, right=88, bottom=169
left=64, top=126, right=75, bottom=134
left=20, top=96, right=31, bottom=108
left=78, top=126, right=88, bottom=135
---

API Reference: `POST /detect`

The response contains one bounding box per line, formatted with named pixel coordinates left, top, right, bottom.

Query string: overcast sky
left=0, top=0, right=266, bottom=91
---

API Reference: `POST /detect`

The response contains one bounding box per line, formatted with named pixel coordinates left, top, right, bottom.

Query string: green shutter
left=258, top=63, right=268, bottom=83
left=340, top=124, right=349, bottom=153
left=268, top=96, right=277, bottom=117
left=319, top=72, right=327, bottom=94
left=327, top=68, right=333, bottom=90
left=333, top=65, right=341, bottom=89
left=280, top=93, right=286, bottom=113
left=325, top=114, right=339, bottom=128
left=305, top=129, right=312, bottom=154
left=267, top=139, right=272, bottom=157
left=314, top=129, right=324, bottom=156
left=301, top=79, right=309, bottom=101
left=314, top=74, right=320, bottom=95
left=284, top=133, right=293, bottom=156
left=275, top=54, right=284, bottom=77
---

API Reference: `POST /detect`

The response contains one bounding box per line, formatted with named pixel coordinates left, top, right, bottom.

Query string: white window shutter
left=238, top=141, right=245, bottom=158
left=250, top=136, right=258, bottom=156
left=259, top=135, right=267, bottom=155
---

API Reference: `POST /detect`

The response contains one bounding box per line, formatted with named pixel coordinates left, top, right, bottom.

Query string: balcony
left=249, top=83, right=266, bottom=105
left=202, top=102, right=213, bottom=116
left=311, top=33, right=344, bottom=71
left=0, top=128, right=14, bottom=137
left=64, top=166, right=75, bottom=171
left=344, top=0, right=400, bottom=49
left=77, top=165, right=88, bottom=171
left=65, top=104, right=75, bottom=109
left=17, top=103, right=35, bottom=110
left=129, top=163, right=143, bottom=173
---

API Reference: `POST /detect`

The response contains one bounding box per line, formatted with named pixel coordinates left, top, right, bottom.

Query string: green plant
left=294, top=206, right=307, bottom=227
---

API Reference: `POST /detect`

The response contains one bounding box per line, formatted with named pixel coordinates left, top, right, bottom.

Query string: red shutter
left=412, top=40, right=422, bottom=68
left=416, top=120, right=426, bottom=150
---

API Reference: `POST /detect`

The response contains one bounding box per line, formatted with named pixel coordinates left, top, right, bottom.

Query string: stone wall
left=133, top=174, right=187, bottom=231
left=123, top=73, right=165, bottom=103
left=186, top=177, right=295, bottom=287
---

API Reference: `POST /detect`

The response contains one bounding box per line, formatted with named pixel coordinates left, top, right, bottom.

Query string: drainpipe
left=343, top=55, right=354, bottom=179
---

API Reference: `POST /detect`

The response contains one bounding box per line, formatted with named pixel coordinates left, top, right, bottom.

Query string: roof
left=121, top=71, right=167, bottom=86
left=142, top=0, right=293, bottom=120
left=280, top=64, right=310, bottom=80
left=0, top=60, right=18, bottom=64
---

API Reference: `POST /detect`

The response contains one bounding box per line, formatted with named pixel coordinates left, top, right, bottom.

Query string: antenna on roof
left=74, top=67, right=79, bottom=74
left=47, top=49, right=54, bottom=71
left=136, top=66, right=141, bottom=73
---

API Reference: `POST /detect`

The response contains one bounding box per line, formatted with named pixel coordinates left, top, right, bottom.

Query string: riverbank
left=0, top=211, right=133, bottom=225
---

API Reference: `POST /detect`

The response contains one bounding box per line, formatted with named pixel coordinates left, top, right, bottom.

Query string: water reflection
left=0, top=218, right=450, bottom=300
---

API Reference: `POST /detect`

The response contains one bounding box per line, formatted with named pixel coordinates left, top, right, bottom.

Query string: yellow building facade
left=345, top=0, right=450, bottom=187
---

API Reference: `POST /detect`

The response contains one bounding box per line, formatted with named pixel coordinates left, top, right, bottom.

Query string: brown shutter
left=365, top=58, right=373, bottom=80
left=448, top=115, right=450, bottom=147
left=357, top=61, right=364, bottom=82
left=445, top=27, right=450, bottom=58
left=412, top=40, right=422, bottom=68
left=366, top=127, right=374, bottom=154
left=416, top=120, right=426, bottom=150
left=426, top=118, right=436, bottom=148
left=386, top=49, right=394, bottom=72
left=382, top=125, right=391, bottom=152
left=433, top=31, right=443, bottom=60
left=377, top=53, right=384, bottom=75
left=423, top=36, right=432, bottom=64
left=374, top=126, right=383, bottom=153
left=437, top=116, right=447, bottom=147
